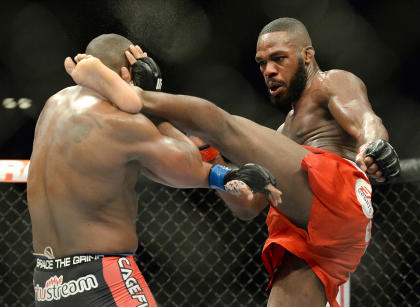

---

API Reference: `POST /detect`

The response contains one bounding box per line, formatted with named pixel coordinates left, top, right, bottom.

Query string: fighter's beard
left=269, top=55, right=307, bottom=113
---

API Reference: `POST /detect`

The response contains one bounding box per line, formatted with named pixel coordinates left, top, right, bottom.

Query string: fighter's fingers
left=125, top=50, right=137, bottom=65
left=368, top=169, right=384, bottom=181
left=364, top=156, right=375, bottom=168
left=366, top=162, right=379, bottom=175
left=64, top=57, right=76, bottom=76
left=265, top=184, right=282, bottom=207
left=129, top=45, right=144, bottom=59
left=373, top=175, right=386, bottom=183
left=121, top=66, right=131, bottom=83
left=134, top=45, right=147, bottom=58
left=355, top=153, right=367, bottom=172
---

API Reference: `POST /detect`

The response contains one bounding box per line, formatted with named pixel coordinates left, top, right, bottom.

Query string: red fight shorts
left=262, top=146, right=373, bottom=307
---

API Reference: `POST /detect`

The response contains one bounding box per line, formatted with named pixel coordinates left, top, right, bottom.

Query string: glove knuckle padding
left=224, top=163, right=277, bottom=195
left=365, top=139, right=401, bottom=178
left=132, top=56, right=162, bottom=91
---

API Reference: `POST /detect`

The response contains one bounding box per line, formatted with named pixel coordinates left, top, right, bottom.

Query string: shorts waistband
left=35, top=253, right=134, bottom=270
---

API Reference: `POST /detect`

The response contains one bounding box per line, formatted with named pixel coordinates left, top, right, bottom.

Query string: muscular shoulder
left=318, top=69, right=367, bottom=95
left=100, top=110, right=160, bottom=144
left=63, top=86, right=158, bottom=143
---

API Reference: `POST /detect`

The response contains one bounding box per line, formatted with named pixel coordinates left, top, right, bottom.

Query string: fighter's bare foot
left=64, top=55, right=110, bottom=93
left=64, top=54, right=143, bottom=113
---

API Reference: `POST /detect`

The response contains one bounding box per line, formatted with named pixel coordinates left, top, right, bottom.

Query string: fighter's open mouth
left=269, top=85, right=283, bottom=95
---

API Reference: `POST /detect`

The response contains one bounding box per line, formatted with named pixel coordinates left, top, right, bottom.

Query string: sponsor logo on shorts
left=34, top=274, right=98, bottom=301
left=118, top=257, right=150, bottom=307
left=355, top=178, right=373, bottom=219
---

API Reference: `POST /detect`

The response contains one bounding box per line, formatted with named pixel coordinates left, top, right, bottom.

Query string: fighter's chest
left=281, top=103, right=331, bottom=144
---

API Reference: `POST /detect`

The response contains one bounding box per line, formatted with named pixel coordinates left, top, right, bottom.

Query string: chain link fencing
left=1, top=174, right=419, bottom=306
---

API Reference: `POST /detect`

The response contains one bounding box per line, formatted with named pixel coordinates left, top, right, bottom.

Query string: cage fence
left=0, top=160, right=419, bottom=307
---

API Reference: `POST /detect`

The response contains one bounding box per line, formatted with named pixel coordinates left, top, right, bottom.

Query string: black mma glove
left=363, top=139, right=401, bottom=179
left=209, top=163, right=277, bottom=196
left=131, top=56, right=162, bottom=91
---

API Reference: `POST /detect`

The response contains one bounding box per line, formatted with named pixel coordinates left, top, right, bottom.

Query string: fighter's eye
left=257, top=60, right=266, bottom=67
left=273, top=56, right=286, bottom=62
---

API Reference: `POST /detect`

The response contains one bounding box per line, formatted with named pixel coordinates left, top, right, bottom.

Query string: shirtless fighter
left=70, top=18, right=400, bottom=307
left=27, top=33, right=281, bottom=307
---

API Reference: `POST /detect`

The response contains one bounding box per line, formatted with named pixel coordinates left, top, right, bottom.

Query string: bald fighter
left=71, top=18, right=400, bottom=307
left=27, top=33, right=281, bottom=307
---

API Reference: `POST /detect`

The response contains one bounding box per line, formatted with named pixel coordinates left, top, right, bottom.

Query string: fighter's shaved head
left=86, top=34, right=132, bottom=73
left=259, top=18, right=312, bottom=48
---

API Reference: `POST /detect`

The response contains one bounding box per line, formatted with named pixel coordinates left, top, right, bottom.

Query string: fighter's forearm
left=358, top=113, right=389, bottom=145
left=139, top=90, right=227, bottom=143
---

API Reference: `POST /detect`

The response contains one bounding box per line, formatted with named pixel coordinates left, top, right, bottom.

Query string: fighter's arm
left=325, top=70, right=399, bottom=181
left=119, top=115, right=212, bottom=188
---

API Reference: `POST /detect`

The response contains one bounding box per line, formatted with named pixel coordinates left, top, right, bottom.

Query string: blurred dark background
left=0, top=0, right=419, bottom=159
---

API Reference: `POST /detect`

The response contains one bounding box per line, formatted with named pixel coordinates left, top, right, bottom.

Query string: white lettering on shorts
left=355, top=178, right=373, bottom=219
left=34, top=274, right=98, bottom=301
left=118, top=257, right=149, bottom=307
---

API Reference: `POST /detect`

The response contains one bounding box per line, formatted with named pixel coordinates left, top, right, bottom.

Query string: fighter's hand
left=125, top=45, right=148, bottom=65
left=224, top=164, right=282, bottom=206
left=124, top=44, right=162, bottom=91
left=356, top=139, right=401, bottom=182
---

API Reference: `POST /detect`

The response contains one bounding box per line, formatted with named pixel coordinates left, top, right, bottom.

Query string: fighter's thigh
left=267, top=251, right=326, bottom=307
left=217, top=116, right=313, bottom=227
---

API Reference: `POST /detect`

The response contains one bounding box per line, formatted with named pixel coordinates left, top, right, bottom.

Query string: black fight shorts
left=33, top=254, right=157, bottom=307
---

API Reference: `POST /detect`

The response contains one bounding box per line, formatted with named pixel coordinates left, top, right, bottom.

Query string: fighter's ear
left=303, top=46, right=315, bottom=65
left=121, top=66, right=132, bottom=83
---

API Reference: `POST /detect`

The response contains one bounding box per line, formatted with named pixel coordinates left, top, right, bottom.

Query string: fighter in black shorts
left=34, top=253, right=154, bottom=306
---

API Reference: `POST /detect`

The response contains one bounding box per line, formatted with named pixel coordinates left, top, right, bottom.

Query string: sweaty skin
left=70, top=30, right=391, bottom=306
left=27, top=85, right=214, bottom=258
left=255, top=32, right=388, bottom=163
left=278, top=69, right=384, bottom=159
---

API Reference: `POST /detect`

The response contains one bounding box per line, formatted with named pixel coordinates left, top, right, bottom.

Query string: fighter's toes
left=265, top=184, right=282, bottom=206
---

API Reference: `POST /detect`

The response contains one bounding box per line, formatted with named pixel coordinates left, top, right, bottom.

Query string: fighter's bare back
left=27, top=86, right=145, bottom=257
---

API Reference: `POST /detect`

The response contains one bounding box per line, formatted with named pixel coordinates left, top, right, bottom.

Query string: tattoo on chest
left=70, top=114, right=102, bottom=143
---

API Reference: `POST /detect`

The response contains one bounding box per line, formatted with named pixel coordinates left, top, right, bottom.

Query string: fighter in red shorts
left=69, top=18, right=400, bottom=307
left=27, top=34, right=281, bottom=307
